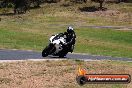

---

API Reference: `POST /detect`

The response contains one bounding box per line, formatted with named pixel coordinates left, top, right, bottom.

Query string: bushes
left=0, top=0, right=44, bottom=14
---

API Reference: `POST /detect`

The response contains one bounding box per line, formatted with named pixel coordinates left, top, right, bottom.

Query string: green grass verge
left=76, top=28, right=132, bottom=58
left=0, top=28, right=48, bottom=50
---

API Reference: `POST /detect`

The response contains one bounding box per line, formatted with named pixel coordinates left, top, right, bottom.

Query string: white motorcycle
left=42, top=33, right=69, bottom=58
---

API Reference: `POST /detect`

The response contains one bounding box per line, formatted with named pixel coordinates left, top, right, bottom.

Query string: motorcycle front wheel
left=42, top=44, right=55, bottom=57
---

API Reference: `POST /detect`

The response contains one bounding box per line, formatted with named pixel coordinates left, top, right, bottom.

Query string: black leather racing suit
left=64, top=31, right=76, bottom=52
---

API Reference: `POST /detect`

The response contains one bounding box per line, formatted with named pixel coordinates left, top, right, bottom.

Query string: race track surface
left=0, top=49, right=132, bottom=61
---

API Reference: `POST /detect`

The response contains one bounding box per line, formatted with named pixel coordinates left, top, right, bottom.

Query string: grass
left=0, top=28, right=48, bottom=50
left=0, top=2, right=132, bottom=58
left=0, top=27, right=132, bottom=58
left=0, top=2, right=132, bottom=26
left=76, top=28, right=132, bottom=58
left=0, top=60, right=131, bottom=88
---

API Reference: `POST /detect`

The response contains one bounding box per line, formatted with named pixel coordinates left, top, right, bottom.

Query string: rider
left=51, top=26, right=76, bottom=53
left=63, top=26, right=76, bottom=53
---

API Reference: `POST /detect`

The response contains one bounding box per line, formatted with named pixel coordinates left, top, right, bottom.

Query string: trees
left=91, top=0, right=105, bottom=10
left=13, top=0, right=29, bottom=14
left=98, top=0, right=104, bottom=10
left=0, top=0, right=44, bottom=14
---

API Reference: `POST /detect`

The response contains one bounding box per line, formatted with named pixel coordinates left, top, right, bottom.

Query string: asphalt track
left=0, top=49, right=132, bottom=61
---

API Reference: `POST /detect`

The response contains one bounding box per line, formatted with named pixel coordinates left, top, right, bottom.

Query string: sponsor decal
left=76, top=67, right=131, bottom=85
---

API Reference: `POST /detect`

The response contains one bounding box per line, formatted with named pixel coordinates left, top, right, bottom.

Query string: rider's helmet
left=67, top=26, right=74, bottom=33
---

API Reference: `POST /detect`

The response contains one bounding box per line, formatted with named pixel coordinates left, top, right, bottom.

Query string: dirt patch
left=0, top=60, right=131, bottom=88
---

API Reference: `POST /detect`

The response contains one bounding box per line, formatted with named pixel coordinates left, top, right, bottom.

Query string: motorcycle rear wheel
left=58, top=51, right=68, bottom=58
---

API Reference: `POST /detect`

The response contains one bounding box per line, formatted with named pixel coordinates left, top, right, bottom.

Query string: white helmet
left=67, top=26, right=74, bottom=33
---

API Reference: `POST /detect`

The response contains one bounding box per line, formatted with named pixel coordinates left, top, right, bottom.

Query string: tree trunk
left=99, top=0, right=104, bottom=10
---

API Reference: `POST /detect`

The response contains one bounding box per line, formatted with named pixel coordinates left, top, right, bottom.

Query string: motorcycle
left=42, top=33, right=72, bottom=58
